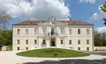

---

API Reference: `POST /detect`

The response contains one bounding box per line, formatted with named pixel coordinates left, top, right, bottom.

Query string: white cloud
left=90, top=5, right=106, bottom=20
left=0, top=0, right=70, bottom=20
left=79, top=0, right=96, bottom=4
left=96, top=26, right=106, bottom=33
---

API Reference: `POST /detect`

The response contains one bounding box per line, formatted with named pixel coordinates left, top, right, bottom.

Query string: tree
left=0, top=30, right=12, bottom=46
left=0, top=11, right=11, bottom=46
left=100, top=2, right=106, bottom=25
left=0, top=11, right=11, bottom=29
left=101, top=32, right=106, bottom=46
left=94, top=30, right=103, bottom=46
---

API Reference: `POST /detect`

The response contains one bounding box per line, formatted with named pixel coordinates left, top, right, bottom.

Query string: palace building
left=12, top=18, right=94, bottom=51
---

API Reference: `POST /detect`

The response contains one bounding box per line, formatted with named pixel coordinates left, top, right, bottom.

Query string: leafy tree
left=0, top=30, right=12, bottom=46
left=100, top=2, right=106, bottom=25
left=94, top=30, right=103, bottom=46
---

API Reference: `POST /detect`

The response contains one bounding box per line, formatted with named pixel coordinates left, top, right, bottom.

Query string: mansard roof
left=13, top=20, right=93, bottom=26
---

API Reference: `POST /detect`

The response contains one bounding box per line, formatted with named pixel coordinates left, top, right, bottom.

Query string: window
left=43, top=40, right=46, bottom=44
left=87, top=29, right=90, bottom=35
left=26, top=40, right=28, bottom=44
left=87, top=47, right=89, bottom=51
left=17, top=40, right=20, bottom=45
left=78, top=40, right=80, bottom=44
left=87, top=40, right=89, bottom=44
left=43, top=28, right=46, bottom=35
left=60, top=28, right=64, bottom=35
left=34, top=28, right=37, bottom=35
left=78, top=29, right=81, bottom=34
left=26, top=29, right=28, bottom=35
left=34, top=40, right=37, bottom=44
left=17, top=29, right=20, bottom=35
left=78, top=47, right=80, bottom=50
left=51, top=28, right=54, bottom=35
left=69, top=40, right=72, bottom=44
left=69, top=29, right=72, bottom=34
left=26, top=47, right=28, bottom=50
left=17, top=47, right=20, bottom=50
left=61, top=40, right=63, bottom=44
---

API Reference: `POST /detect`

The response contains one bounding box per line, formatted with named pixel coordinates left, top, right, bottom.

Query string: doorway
left=50, top=38, right=55, bottom=46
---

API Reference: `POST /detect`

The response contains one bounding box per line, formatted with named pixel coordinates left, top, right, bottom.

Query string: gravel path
left=0, top=51, right=106, bottom=64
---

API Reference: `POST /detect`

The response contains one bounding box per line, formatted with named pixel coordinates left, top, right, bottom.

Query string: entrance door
left=50, top=38, right=55, bottom=46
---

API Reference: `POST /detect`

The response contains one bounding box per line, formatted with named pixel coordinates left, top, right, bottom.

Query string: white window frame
left=69, top=40, right=72, bottom=44
left=26, top=40, right=28, bottom=44
left=69, top=29, right=72, bottom=34
left=87, top=40, right=89, bottom=44
left=78, top=40, right=81, bottom=44
left=26, top=29, right=28, bottom=35
left=87, top=29, right=90, bottom=35
left=60, top=27, right=64, bottom=35
left=17, top=39, right=20, bottom=45
left=42, top=27, right=46, bottom=35
left=34, top=40, right=37, bottom=44
left=78, top=29, right=81, bottom=34
left=17, top=29, right=20, bottom=35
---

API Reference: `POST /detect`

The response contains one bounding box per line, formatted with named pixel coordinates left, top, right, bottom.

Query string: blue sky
left=5, top=0, right=106, bottom=32
left=65, top=0, right=106, bottom=28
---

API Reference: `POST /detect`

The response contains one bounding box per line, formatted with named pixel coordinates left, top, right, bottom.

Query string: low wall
left=94, top=46, right=106, bottom=51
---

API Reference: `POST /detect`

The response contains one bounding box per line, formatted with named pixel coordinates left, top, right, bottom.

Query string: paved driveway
left=0, top=51, right=106, bottom=64
left=90, top=51, right=106, bottom=56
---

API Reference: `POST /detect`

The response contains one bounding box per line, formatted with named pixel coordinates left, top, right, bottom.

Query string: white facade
left=12, top=20, right=94, bottom=51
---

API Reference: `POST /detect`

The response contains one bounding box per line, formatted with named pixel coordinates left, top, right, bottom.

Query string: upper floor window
left=87, top=29, right=90, bottom=35
left=78, top=29, right=81, bottom=34
left=69, top=29, right=72, bottom=34
left=26, top=40, right=28, bottom=44
left=61, top=40, right=63, bottom=44
left=87, top=40, right=89, bottom=44
left=17, top=29, right=20, bottom=35
left=51, top=28, right=55, bottom=35
left=43, top=27, right=46, bottom=35
left=34, top=28, right=37, bottom=35
left=78, top=40, right=80, bottom=44
left=34, top=40, right=37, bottom=44
left=26, top=29, right=28, bottom=35
left=17, top=39, right=20, bottom=45
left=60, top=28, right=64, bottom=35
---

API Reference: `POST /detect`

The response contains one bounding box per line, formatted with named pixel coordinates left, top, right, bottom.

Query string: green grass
left=16, top=48, right=90, bottom=58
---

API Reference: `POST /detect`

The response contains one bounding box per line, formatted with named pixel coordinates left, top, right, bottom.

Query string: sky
left=0, top=0, right=106, bottom=33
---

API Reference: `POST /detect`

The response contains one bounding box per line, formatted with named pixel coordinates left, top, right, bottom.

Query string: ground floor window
left=61, top=40, right=63, bottom=44
left=69, top=40, right=72, bottom=44
left=17, top=47, right=20, bottom=50
left=78, top=47, right=80, bottom=50
left=87, top=47, right=89, bottom=51
left=26, top=47, right=28, bottom=50
left=43, top=40, right=46, bottom=44
left=34, top=40, right=37, bottom=44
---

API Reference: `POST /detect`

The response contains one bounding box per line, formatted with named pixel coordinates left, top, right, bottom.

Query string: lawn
left=16, top=48, right=90, bottom=58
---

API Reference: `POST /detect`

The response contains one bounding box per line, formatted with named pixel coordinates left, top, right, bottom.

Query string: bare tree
left=0, top=11, right=11, bottom=30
